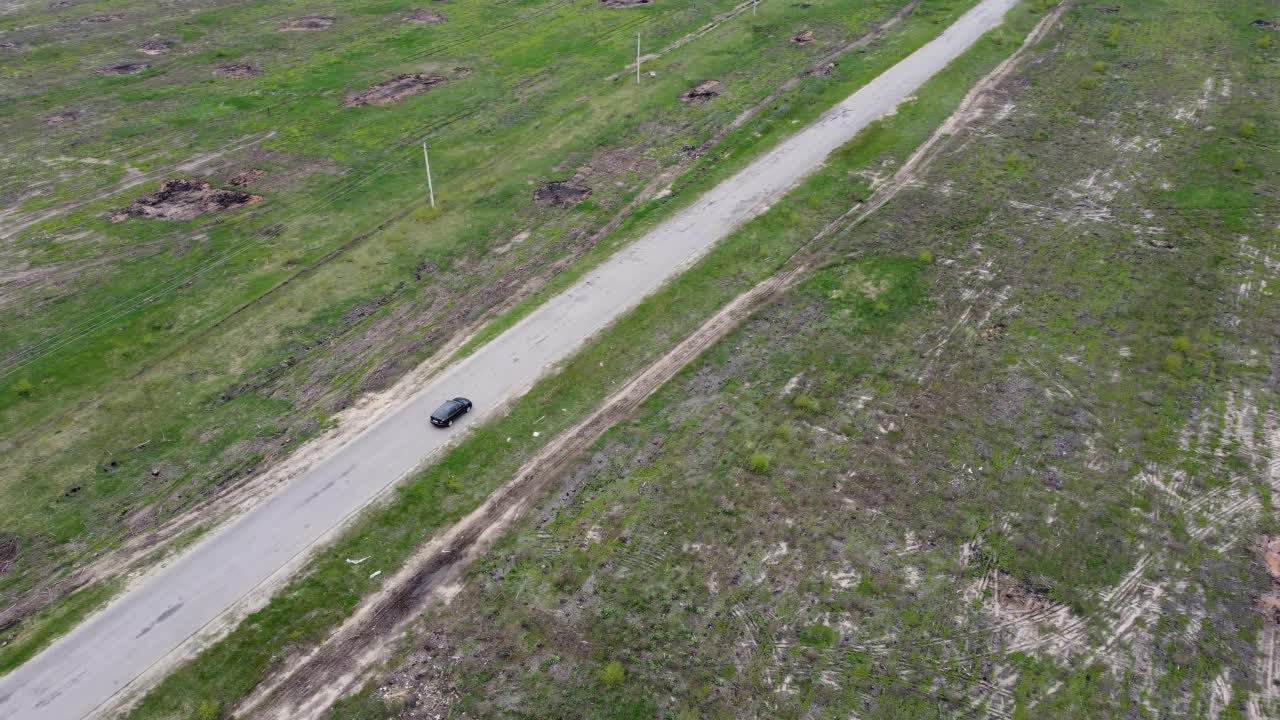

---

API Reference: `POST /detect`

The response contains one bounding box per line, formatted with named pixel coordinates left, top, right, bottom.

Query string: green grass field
left=121, top=1, right=1064, bottom=717
left=1, top=0, right=974, bottom=637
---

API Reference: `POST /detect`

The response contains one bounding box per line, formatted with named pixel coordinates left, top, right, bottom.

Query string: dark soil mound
left=99, top=62, right=150, bottom=76
left=213, top=63, right=263, bottom=79
left=138, top=39, right=171, bottom=55
left=534, top=181, right=591, bottom=208
left=681, top=79, right=723, bottom=104
left=808, top=61, right=836, bottom=78
left=126, top=179, right=262, bottom=221
left=0, top=535, right=17, bottom=577
left=44, top=109, right=80, bottom=125
left=790, top=29, right=815, bottom=45
left=1254, top=19, right=1279, bottom=30
left=226, top=168, right=267, bottom=187
left=601, top=0, right=652, bottom=7
left=81, top=13, right=124, bottom=23
left=279, top=15, right=335, bottom=31
left=0, top=41, right=21, bottom=51
left=345, top=74, right=445, bottom=107
left=406, top=8, right=446, bottom=23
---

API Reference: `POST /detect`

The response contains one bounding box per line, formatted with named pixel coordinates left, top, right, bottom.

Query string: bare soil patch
left=0, top=535, right=17, bottom=578
left=98, top=62, right=150, bottom=76
left=43, top=110, right=79, bottom=126
left=405, top=8, right=446, bottom=24
left=1253, top=19, right=1279, bottom=30
left=279, top=15, right=335, bottom=31
left=790, top=29, right=816, bottom=45
left=601, top=0, right=652, bottom=8
left=1260, top=536, right=1280, bottom=622
left=226, top=168, right=267, bottom=187
left=137, top=39, right=171, bottom=55
left=80, top=14, right=123, bottom=24
left=213, top=64, right=263, bottom=79
left=809, top=61, right=836, bottom=78
left=681, top=79, right=723, bottom=104
left=345, top=74, right=445, bottom=107
left=534, top=181, right=591, bottom=208
left=125, top=179, right=262, bottom=221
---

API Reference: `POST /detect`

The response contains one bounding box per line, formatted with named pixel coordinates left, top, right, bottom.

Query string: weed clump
left=1238, top=120, right=1257, bottom=138
left=11, top=379, right=34, bottom=398
left=1161, top=353, right=1185, bottom=374
left=600, top=661, right=625, bottom=689
left=798, top=624, right=836, bottom=648
left=1103, top=26, right=1121, bottom=47
left=917, top=250, right=934, bottom=264
left=748, top=451, right=771, bottom=474
left=1233, top=158, right=1247, bottom=173
left=793, top=395, right=820, bottom=413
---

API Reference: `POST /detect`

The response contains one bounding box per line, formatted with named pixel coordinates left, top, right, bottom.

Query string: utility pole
left=636, top=32, right=641, bottom=85
left=422, top=141, right=435, bottom=209
left=753, top=0, right=757, bottom=16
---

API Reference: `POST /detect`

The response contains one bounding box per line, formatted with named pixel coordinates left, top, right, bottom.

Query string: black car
left=430, top=397, right=472, bottom=427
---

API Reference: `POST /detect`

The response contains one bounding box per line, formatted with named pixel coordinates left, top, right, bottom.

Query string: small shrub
left=1079, top=76, right=1100, bottom=90
left=1259, top=35, right=1273, bottom=50
left=600, top=661, right=625, bottom=689
left=1239, top=120, right=1257, bottom=139
left=1161, top=353, right=1185, bottom=374
left=793, top=395, right=820, bottom=413
left=1104, top=26, right=1120, bottom=47
left=1032, top=128, right=1052, bottom=142
left=1092, top=61, right=1106, bottom=73
left=798, top=624, right=837, bottom=648
left=195, top=703, right=222, bottom=720
left=1170, top=335, right=1192, bottom=353
left=1233, top=158, right=1246, bottom=173
left=11, top=378, right=34, bottom=398
left=917, top=250, right=934, bottom=264
left=748, top=451, right=771, bottom=474
left=873, top=299, right=890, bottom=314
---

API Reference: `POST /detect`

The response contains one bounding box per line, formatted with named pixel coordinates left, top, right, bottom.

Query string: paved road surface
left=0, top=0, right=1020, bottom=716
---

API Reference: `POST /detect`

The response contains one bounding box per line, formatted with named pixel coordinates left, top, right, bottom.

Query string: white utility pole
left=636, top=32, right=641, bottom=85
left=422, top=141, right=436, bottom=209
left=753, top=0, right=757, bottom=16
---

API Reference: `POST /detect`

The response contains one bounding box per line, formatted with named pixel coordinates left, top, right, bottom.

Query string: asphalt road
left=0, top=0, right=1020, bottom=716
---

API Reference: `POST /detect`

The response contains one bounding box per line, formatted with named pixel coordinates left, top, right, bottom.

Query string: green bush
left=1170, top=335, right=1192, bottom=353
left=748, top=451, right=771, bottom=474
left=1232, top=158, right=1246, bottom=173
left=1092, top=61, right=1106, bottom=73
left=1259, top=35, right=1273, bottom=50
left=1103, top=26, right=1121, bottom=48
left=917, top=250, right=934, bottom=264
left=11, top=378, right=34, bottom=398
left=600, top=661, right=625, bottom=689
left=793, top=395, right=820, bottom=413
left=798, top=624, right=837, bottom=649
left=1239, top=120, right=1257, bottom=139
left=195, top=703, right=222, bottom=720
left=1161, top=353, right=1185, bottom=374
